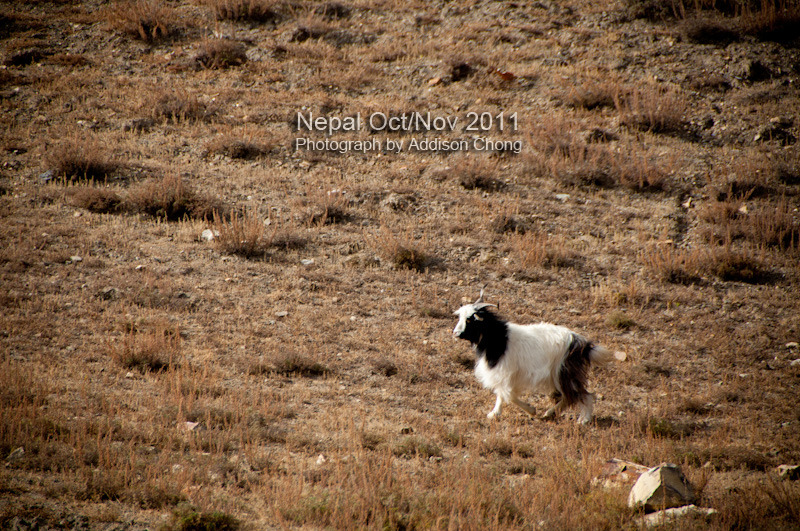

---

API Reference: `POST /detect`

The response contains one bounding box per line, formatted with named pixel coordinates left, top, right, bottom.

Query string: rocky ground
left=1, top=0, right=799, bottom=529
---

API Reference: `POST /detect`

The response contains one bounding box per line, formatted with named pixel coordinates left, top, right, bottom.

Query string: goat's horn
left=475, top=284, right=487, bottom=304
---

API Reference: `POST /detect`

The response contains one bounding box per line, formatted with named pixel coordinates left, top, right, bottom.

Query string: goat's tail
left=590, top=345, right=626, bottom=364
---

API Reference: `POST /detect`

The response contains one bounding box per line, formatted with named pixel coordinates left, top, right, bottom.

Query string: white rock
left=300, top=258, right=315, bottom=266
left=315, top=454, right=327, bottom=466
left=786, top=342, right=798, bottom=349
left=777, top=464, right=800, bottom=480
left=555, top=193, right=570, bottom=202
left=790, top=359, right=800, bottom=367
left=642, top=505, right=718, bottom=527
left=275, top=311, right=289, bottom=318
left=69, top=255, right=82, bottom=263
left=5, top=447, right=24, bottom=462
left=201, top=228, right=219, bottom=241
left=628, top=463, right=696, bottom=512
left=184, top=421, right=200, bottom=431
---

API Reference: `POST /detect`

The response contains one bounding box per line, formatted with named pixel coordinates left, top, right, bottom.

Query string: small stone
left=777, top=464, right=800, bottom=480
left=315, top=454, right=327, bottom=465
left=69, top=255, right=82, bottom=263
left=555, top=193, right=570, bottom=202
left=125, top=372, right=134, bottom=379
left=5, top=447, right=24, bottom=462
left=275, top=311, right=289, bottom=318
left=593, top=458, right=650, bottom=489
left=201, top=228, right=219, bottom=242
left=428, top=77, right=442, bottom=86
left=641, top=505, right=718, bottom=528
left=786, top=342, right=798, bottom=349
left=184, top=421, right=200, bottom=431
left=790, top=359, right=800, bottom=367
left=300, top=258, right=315, bottom=266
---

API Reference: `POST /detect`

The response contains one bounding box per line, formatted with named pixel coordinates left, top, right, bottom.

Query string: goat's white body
left=474, top=322, right=571, bottom=402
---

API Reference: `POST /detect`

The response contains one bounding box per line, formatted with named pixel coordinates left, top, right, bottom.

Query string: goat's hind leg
left=542, top=391, right=565, bottom=421
left=577, top=393, right=595, bottom=425
left=510, top=395, right=536, bottom=417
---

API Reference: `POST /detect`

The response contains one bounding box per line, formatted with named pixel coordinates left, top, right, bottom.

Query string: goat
left=452, top=289, right=617, bottom=424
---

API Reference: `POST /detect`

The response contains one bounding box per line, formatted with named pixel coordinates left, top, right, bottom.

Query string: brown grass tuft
left=111, top=324, right=181, bottom=373
left=211, top=209, right=276, bottom=259
left=616, top=84, right=687, bottom=136
left=45, top=137, right=120, bottom=182
left=368, top=224, right=433, bottom=272
left=126, top=174, right=223, bottom=221
left=108, top=0, right=179, bottom=42
left=150, top=90, right=215, bottom=123
left=195, top=39, right=248, bottom=69
left=67, top=186, right=123, bottom=213
left=202, top=0, right=284, bottom=23
left=642, top=243, right=769, bottom=284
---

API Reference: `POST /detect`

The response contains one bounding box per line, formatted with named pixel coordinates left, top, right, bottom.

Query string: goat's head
left=452, top=287, right=497, bottom=341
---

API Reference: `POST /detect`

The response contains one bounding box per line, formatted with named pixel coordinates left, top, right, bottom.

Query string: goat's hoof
left=541, top=410, right=556, bottom=421
left=487, top=412, right=498, bottom=420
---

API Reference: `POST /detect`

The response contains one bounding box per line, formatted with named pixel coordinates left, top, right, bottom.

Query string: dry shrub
left=271, top=352, right=331, bottom=378
left=111, top=324, right=181, bottom=373
left=150, top=90, right=214, bottom=123
left=163, top=506, right=241, bottom=531
left=452, top=157, right=503, bottom=192
left=560, top=78, right=619, bottom=110
left=202, top=0, right=284, bottom=23
left=67, top=186, right=123, bottom=213
left=195, top=39, right=248, bottom=69
left=108, top=0, right=179, bottom=42
left=205, top=135, right=268, bottom=160
left=700, top=195, right=799, bottom=251
left=45, top=137, right=120, bottom=182
left=368, top=224, right=432, bottom=272
left=126, top=174, right=223, bottom=221
left=527, top=125, right=668, bottom=191
left=507, top=232, right=578, bottom=272
left=303, top=187, right=350, bottom=226
left=616, top=84, right=687, bottom=136
left=212, top=209, right=275, bottom=259
left=642, top=243, right=768, bottom=283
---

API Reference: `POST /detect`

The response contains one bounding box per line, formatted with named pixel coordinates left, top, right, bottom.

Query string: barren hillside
left=1, top=0, right=799, bottom=529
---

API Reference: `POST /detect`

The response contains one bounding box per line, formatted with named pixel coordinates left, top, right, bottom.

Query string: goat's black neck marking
left=463, top=309, right=508, bottom=369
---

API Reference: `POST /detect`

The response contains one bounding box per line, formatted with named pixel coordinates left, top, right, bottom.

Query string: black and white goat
left=453, top=289, right=617, bottom=424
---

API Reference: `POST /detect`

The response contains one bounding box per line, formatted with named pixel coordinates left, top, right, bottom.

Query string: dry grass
left=615, top=83, right=687, bottom=136
left=126, top=173, right=224, bottom=221
left=211, top=209, right=276, bottom=259
left=45, top=136, right=120, bottom=182
left=195, top=39, right=248, bottom=69
left=201, top=0, right=285, bottom=23
left=107, top=0, right=180, bottom=42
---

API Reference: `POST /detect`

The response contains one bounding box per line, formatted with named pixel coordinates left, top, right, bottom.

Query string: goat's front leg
left=487, top=394, right=503, bottom=419
left=510, top=396, right=536, bottom=417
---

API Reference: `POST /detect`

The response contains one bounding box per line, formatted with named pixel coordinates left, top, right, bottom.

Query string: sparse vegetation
left=3, top=0, right=800, bottom=528
left=108, top=0, right=180, bottom=42
left=126, top=173, right=223, bottom=221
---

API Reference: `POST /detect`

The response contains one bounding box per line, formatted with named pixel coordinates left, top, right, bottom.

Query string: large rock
left=628, top=463, right=696, bottom=512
